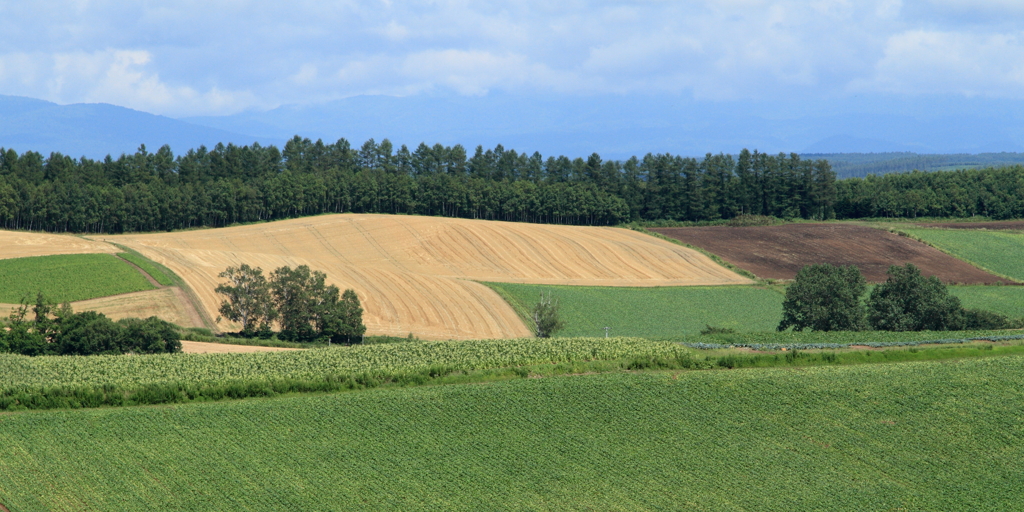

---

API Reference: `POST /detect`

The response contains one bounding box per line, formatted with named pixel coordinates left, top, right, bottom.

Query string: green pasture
left=486, top=282, right=784, bottom=337
left=900, top=227, right=1024, bottom=281
left=0, top=253, right=154, bottom=303
left=948, top=285, right=1024, bottom=319
left=2, top=356, right=1023, bottom=510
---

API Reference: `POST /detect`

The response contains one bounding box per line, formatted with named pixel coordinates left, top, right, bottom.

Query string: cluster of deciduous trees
left=778, top=263, right=1016, bottom=332
left=835, top=166, right=1024, bottom=218
left=0, top=294, right=181, bottom=356
left=0, top=138, right=837, bottom=232
left=215, top=264, right=366, bottom=343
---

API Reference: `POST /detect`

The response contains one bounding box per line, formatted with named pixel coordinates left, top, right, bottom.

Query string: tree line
left=4, top=137, right=1023, bottom=233
left=0, top=138, right=837, bottom=232
left=835, top=166, right=1024, bottom=218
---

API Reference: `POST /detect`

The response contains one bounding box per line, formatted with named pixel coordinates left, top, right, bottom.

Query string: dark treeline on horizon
left=0, top=136, right=1021, bottom=234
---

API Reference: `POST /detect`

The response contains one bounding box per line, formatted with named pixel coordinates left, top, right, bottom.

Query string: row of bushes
left=1, top=294, right=181, bottom=356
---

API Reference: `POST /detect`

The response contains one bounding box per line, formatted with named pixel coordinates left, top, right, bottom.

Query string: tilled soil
left=652, top=223, right=1013, bottom=284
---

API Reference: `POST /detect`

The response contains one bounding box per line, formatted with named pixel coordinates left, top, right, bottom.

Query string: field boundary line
left=103, top=242, right=218, bottom=330
left=880, top=226, right=1024, bottom=284
left=114, top=254, right=163, bottom=288
left=630, top=226, right=764, bottom=283
left=480, top=282, right=534, bottom=334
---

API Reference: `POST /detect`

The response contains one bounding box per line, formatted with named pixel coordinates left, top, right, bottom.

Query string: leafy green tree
left=216, top=264, right=277, bottom=337
left=532, top=292, right=565, bottom=338
left=778, top=264, right=868, bottom=332
left=270, top=265, right=322, bottom=341
left=55, top=311, right=124, bottom=355
left=117, top=316, right=182, bottom=354
left=964, top=308, right=1013, bottom=330
left=316, top=288, right=367, bottom=344
left=867, top=264, right=965, bottom=331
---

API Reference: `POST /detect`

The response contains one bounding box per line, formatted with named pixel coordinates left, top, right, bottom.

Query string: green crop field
left=0, top=253, right=155, bottom=303
left=901, top=227, right=1024, bottom=281
left=0, top=337, right=693, bottom=389
left=2, top=356, right=1023, bottom=510
left=116, top=251, right=176, bottom=286
left=949, top=285, right=1024, bottom=319
left=486, top=283, right=784, bottom=337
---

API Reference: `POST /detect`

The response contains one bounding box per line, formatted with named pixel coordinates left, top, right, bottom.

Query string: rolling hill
left=101, top=214, right=751, bottom=339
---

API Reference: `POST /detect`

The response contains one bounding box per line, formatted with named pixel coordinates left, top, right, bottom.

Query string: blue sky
left=2, top=0, right=1023, bottom=118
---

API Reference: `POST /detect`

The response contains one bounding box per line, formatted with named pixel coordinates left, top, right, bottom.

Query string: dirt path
left=115, top=255, right=163, bottom=288
left=115, top=254, right=211, bottom=330
left=170, top=287, right=208, bottom=330
left=180, top=340, right=302, bottom=354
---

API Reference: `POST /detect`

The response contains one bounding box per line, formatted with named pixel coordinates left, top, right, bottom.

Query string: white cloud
left=2, top=0, right=1024, bottom=114
left=291, top=64, right=319, bottom=85
left=0, top=48, right=258, bottom=116
left=854, top=30, right=1024, bottom=97
left=400, top=49, right=570, bottom=95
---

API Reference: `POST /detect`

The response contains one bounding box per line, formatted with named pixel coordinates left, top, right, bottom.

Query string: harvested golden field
left=0, top=288, right=203, bottom=328
left=0, top=231, right=118, bottom=260
left=180, top=340, right=301, bottom=354
left=101, top=214, right=749, bottom=339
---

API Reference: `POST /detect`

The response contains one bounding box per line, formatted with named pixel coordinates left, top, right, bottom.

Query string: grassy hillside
left=486, top=282, right=783, bottom=336
left=0, top=253, right=154, bottom=303
left=901, top=228, right=1024, bottom=281
left=2, top=357, right=1023, bottom=510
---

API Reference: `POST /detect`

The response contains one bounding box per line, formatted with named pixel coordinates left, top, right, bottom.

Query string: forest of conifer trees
left=1, top=136, right=1022, bottom=233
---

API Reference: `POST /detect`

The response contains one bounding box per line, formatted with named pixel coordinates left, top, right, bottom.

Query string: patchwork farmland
left=100, top=213, right=751, bottom=339
left=651, top=223, right=1011, bottom=284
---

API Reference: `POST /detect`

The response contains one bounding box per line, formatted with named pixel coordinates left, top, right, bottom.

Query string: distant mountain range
left=4, top=92, right=1024, bottom=164
left=0, top=95, right=269, bottom=158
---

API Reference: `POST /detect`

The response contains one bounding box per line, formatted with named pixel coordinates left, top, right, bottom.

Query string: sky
left=2, top=0, right=1024, bottom=155
left=2, top=0, right=1023, bottom=119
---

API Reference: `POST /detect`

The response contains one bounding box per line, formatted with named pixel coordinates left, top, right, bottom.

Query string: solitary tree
left=867, top=263, right=964, bottom=331
left=778, top=263, right=868, bottom=332
left=532, top=292, right=565, bottom=338
left=216, top=264, right=276, bottom=336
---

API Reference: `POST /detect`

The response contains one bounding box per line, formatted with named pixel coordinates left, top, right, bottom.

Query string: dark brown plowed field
left=913, top=220, right=1024, bottom=230
left=651, top=223, right=1012, bottom=284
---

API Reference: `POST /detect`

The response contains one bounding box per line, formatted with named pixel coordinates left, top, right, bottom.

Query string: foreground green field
left=2, top=356, right=1023, bottom=511
left=900, top=227, right=1024, bottom=281
left=0, top=253, right=154, bottom=303
left=486, top=283, right=783, bottom=336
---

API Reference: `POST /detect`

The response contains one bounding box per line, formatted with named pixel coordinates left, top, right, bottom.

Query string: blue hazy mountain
left=5, top=92, right=1024, bottom=161
left=183, top=92, right=1024, bottom=159
left=0, top=95, right=269, bottom=158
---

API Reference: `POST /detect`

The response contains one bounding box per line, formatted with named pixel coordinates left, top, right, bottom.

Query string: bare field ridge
left=652, top=223, right=1011, bottom=284
left=0, top=288, right=204, bottom=328
left=99, top=214, right=751, bottom=339
left=0, top=231, right=118, bottom=260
